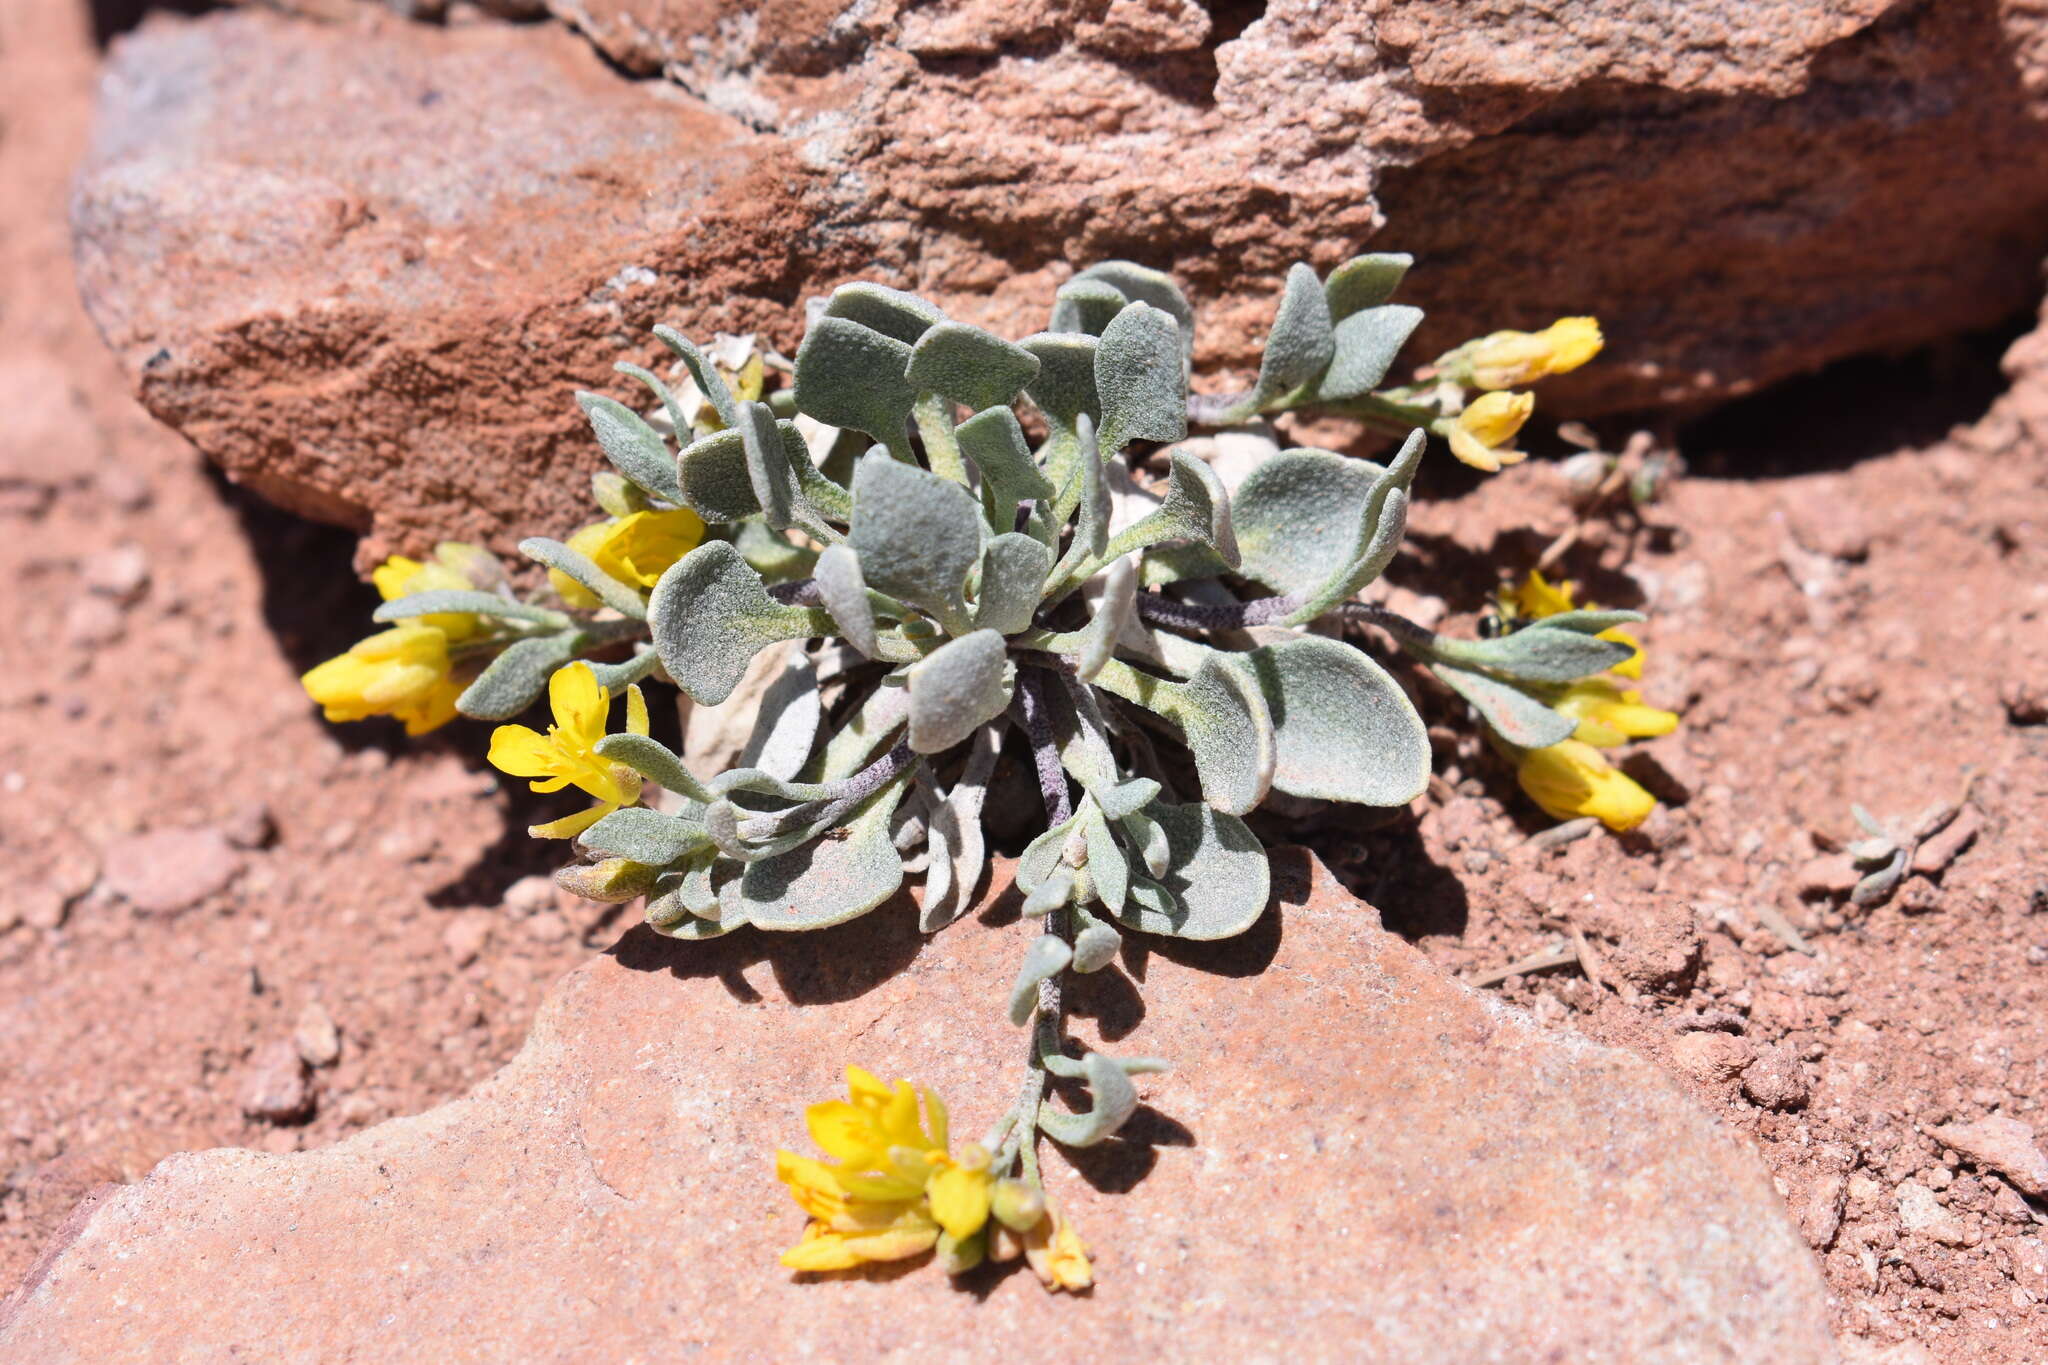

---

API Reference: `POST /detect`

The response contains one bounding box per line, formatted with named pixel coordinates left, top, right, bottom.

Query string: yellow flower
left=301, top=623, right=463, bottom=736
left=1502, top=569, right=1645, bottom=678
left=1467, top=317, right=1604, bottom=390
left=1516, top=739, right=1657, bottom=832
left=775, top=1067, right=995, bottom=1273
left=548, top=508, right=705, bottom=609
left=1447, top=391, right=1533, bottom=472
left=487, top=661, right=648, bottom=838
left=1553, top=679, right=1679, bottom=749
left=371, top=550, right=484, bottom=641
left=1024, top=1203, right=1093, bottom=1292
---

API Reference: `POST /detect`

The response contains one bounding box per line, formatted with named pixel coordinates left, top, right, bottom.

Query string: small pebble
left=84, top=543, right=150, bottom=603
left=293, top=1001, right=342, bottom=1069
left=221, top=801, right=276, bottom=851
left=1895, top=1181, right=1967, bottom=1246
left=62, top=596, right=125, bottom=648
left=442, top=913, right=493, bottom=968
left=1740, top=1042, right=1811, bottom=1111
left=237, top=1039, right=314, bottom=1124
left=101, top=828, right=243, bottom=914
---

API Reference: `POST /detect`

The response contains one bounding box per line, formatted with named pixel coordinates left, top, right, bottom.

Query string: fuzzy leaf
left=580, top=807, right=705, bottom=865
left=1049, top=278, right=1126, bottom=337
left=1426, top=624, right=1636, bottom=683
left=1073, top=556, right=1136, bottom=683
left=374, top=591, right=568, bottom=630
left=908, top=322, right=1041, bottom=412
left=1521, top=608, right=1647, bottom=634
left=674, top=428, right=760, bottom=522
left=1104, top=448, right=1239, bottom=566
left=1112, top=801, right=1269, bottom=940
left=1323, top=252, right=1412, bottom=321
left=652, top=326, right=740, bottom=430
left=738, top=653, right=822, bottom=780
left=1228, top=635, right=1429, bottom=806
left=738, top=782, right=910, bottom=930
left=1431, top=664, right=1576, bottom=750
left=1079, top=801, right=1130, bottom=913
left=594, top=732, right=716, bottom=803
left=1313, top=305, right=1424, bottom=402
left=456, top=633, right=577, bottom=719
left=813, top=543, right=880, bottom=657
left=518, top=537, right=648, bottom=619
left=577, top=391, right=683, bottom=504
left=794, top=317, right=918, bottom=451
left=822, top=282, right=943, bottom=345
left=919, top=722, right=1001, bottom=931
left=957, top=406, right=1056, bottom=525
left=1095, top=302, right=1188, bottom=457
left=1007, top=934, right=1074, bottom=1026
left=1213, top=262, right=1332, bottom=422
left=1019, top=333, right=1101, bottom=433
left=972, top=533, right=1055, bottom=636
left=1073, top=261, right=1195, bottom=362
left=1280, top=428, right=1424, bottom=624
left=849, top=452, right=984, bottom=634
left=1037, top=1052, right=1138, bottom=1147
left=1097, top=777, right=1160, bottom=821
left=1232, top=449, right=1379, bottom=596
left=648, top=541, right=832, bottom=704
left=1071, top=921, right=1122, bottom=972
left=907, top=629, right=1011, bottom=754
left=1091, top=655, right=1274, bottom=815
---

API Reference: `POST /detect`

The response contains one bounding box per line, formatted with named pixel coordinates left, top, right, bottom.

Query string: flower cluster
left=776, top=1068, right=1091, bottom=1291
left=301, top=545, right=493, bottom=735
left=1497, top=570, right=1679, bottom=831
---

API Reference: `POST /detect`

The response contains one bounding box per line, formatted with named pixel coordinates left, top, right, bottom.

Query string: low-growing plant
left=304, top=254, right=1678, bottom=1288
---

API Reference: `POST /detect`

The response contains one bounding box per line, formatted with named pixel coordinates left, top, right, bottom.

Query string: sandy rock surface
left=0, top=856, right=1833, bottom=1362
left=74, top=0, right=2048, bottom=555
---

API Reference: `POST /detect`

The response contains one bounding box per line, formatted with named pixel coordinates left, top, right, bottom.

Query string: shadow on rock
left=1316, top=823, right=1471, bottom=942
left=1059, top=1104, right=1197, bottom=1195
left=607, top=893, right=927, bottom=1006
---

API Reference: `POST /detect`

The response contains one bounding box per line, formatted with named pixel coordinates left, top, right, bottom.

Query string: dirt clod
left=236, top=1040, right=313, bottom=1125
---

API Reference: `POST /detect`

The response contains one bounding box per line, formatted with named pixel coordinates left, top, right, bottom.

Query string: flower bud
left=991, top=1177, right=1047, bottom=1232
left=936, top=1228, right=986, bottom=1276
left=590, top=470, right=649, bottom=520
left=555, top=858, right=658, bottom=903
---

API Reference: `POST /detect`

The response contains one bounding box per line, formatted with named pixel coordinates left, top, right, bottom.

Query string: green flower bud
left=991, top=1177, right=1046, bottom=1233
left=555, top=857, right=658, bottom=903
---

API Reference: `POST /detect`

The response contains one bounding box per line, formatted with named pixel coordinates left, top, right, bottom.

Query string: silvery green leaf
left=1079, top=801, right=1129, bottom=913
left=1019, top=332, right=1101, bottom=433
left=612, top=362, right=692, bottom=449
left=849, top=451, right=984, bottom=634
left=732, top=518, right=817, bottom=580
left=1053, top=676, right=1119, bottom=793
left=957, top=406, right=1056, bottom=525
left=703, top=799, right=749, bottom=860
left=1522, top=608, right=1647, bottom=634
left=813, top=543, right=879, bottom=656
left=1092, top=655, right=1273, bottom=815
left=677, top=854, right=724, bottom=918
left=907, top=322, right=1041, bottom=412
left=1074, top=556, right=1136, bottom=683
left=1111, top=801, right=1268, bottom=940
left=649, top=541, right=832, bottom=704
left=652, top=326, right=740, bottom=431
left=1037, top=1051, right=1138, bottom=1147
left=373, top=591, right=568, bottom=630
left=1017, top=814, right=1079, bottom=898
left=1114, top=809, right=1167, bottom=880
left=1097, top=777, right=1160, bottom=821
left=1312, top=305, right=1423, bottom=402
left=1850, top=847, right=1908, bottom=907
left=1227, top=635, right=1429, bottom=806
left=456, top=633, right=578, bottom=720
left=586, top=648, right=662, bottom=692
left=595, top=732, right=716, bottom=803
left=1281, top=428, right=1424, bottom=624
left=1044, top=416, right=1109, bottom=597
left=518, top=537, right=649, bottom=619
left=1103, top=447, right=1239, bottom=566
left=972, top=533, right=1054, bottom=636
left=812, top=677, right=911, bottom=781
left=1073, top=260, right=1195, bottom=363
left=1323, top=252, right=1412, bottom=320
left=1071, top=920, right=1122, bottom=972
left=907, top=629, right=1011, bottom=753
left=1021, top=864, right=1075, bottom=918
left=676, top=428, right=761, bottom=521
left=1851, top=804, right=1888, bottom=838
left=1212, top=261, right=1332, bottom=422
left=738, top=653, right=821, bottom=780
left=1049, top=277, right=1126, bottom=336
left=737, top=401, right=844, bottom=542
left=1847, top=836, right=1898, bottom=864
left=1432, top=664, right=1576, bottom=750
left=577, top=391, right=683, bottom=504
left=580, top=807, right=706, bottom=865
left=919, top=722, right=1001, bottom=931
left=1041, top=1050, right=1171, bottom=1079
left=1425, top=624, right=1636, bottom=683
left=1007, top=933, right=1073, bottom=1025
left=794, top=317, right=918, bottom=453
left=821, top=281, right=943, bottom=345
left=738, top=782, right=911, bottom=930
left=1094, top=302, right=1187, bottom=457
left=1232, top=448, right=1382, bottom=597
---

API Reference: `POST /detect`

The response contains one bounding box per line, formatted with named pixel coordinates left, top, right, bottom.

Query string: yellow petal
left=775, top=1151, right=850, bottom=1222
left=1516, top=740, right=1657, bottom=832
left=396, top=676, right=464, bottom=736
left=626, top=683, right=649, bottom=737
left=372, top=556, right=424, bottom=600
left=1555, top=680, right=1679, bottom=747
left=1447, top=426, right=1501, bottom=472
left=927, top=1166, right=992, bottom=1241
left=921, top=1086, right=950, bottom=1152
left=487, top=724, right=556, bottom=778
left=527, top=803, right=615, bottom=840
left=548, top=661, right=609, bottom=743
left=806, top=1100, right=885, bottom=1166
left=1600, top=627, right=1645, bottom=679
left=845, top=1066, right=892, bottom=1105
left=781, top=1225, right=864, bottom=1272
left=1515, top=570, right=1578, bottom=619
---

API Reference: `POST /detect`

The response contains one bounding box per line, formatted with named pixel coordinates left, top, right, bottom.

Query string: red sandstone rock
left=77, top=1, right=2048, bottom=557
left=0, top=855, right=1834, bottom=1360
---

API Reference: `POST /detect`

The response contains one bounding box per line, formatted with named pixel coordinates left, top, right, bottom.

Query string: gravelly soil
left=2, top=4, right=2046, bottom=1360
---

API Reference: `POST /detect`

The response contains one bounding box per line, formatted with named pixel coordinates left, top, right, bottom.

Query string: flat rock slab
left=0, top=855, right=1834, bottom=1361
